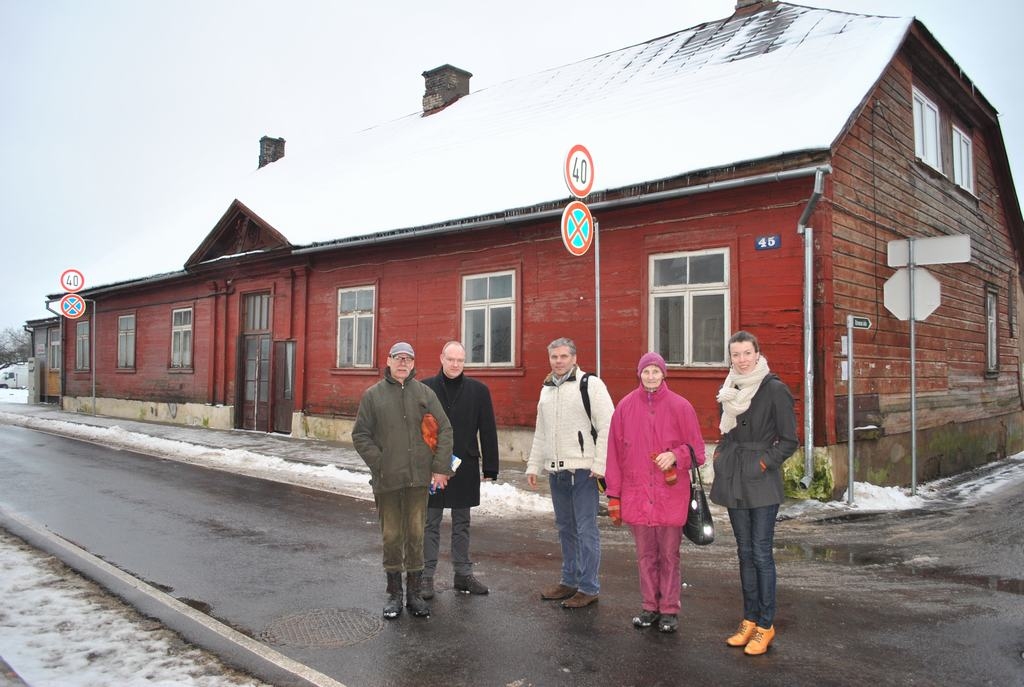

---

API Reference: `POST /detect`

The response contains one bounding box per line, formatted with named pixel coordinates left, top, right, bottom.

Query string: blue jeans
left=549, top=469, right=601, bottom=595
left=727, top=504, right=780, bottom=628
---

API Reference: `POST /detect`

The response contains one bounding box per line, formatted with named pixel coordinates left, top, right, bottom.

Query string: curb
left=0, top=506, right=347, bottom=687
left=0, top=656, right=28, bottom=687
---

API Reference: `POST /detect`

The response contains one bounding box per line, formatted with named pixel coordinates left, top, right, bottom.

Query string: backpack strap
left=580, top=373, right=598, bottom=443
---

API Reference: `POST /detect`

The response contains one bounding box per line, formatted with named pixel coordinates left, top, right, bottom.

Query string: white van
left=0, top=362, right=29, bottom=388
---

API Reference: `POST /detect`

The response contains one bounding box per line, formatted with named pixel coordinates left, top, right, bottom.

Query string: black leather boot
left=406, top=571, right=430, bottom=617
left=383, top=572, right=403, bottom=619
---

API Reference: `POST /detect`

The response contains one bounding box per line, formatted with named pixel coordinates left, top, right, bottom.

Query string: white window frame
left=117, top=314, right=135, bottom=369
left=913, top=87, right=941, bottom=171
left=75, top=320, right=90, bottom=371
left=171, top=308, right=193, bottom=369
left=462, top=270, right=515, bottom=367
left=952, top=125, right=975, bottom=193
left=986, top=288, right=998, bottom=374
left=48, top=328, right=61, bottom=371
left=648, top=248, right=730, bottom=366
left=336, top=286, right=375, bottom=368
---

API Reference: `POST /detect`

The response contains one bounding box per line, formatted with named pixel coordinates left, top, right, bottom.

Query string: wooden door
left=272, top=340, right=295, bottom=433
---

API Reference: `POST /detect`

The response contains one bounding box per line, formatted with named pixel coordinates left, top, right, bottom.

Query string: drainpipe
left=797, top=168, right=827, bottom=488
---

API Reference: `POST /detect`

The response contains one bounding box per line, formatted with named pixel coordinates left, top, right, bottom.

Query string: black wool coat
left=709, top=373, right=799, bottom=510
left=421, top=369, right=500, bottom=509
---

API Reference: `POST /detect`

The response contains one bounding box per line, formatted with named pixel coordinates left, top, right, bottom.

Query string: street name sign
left=887, top=235, right=971, bottom=267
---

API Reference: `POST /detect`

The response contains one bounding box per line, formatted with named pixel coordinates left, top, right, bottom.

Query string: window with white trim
left=48, top=328, right=61, bottom=371
left=171, top=308, right=193, bottom=369
left=952, top=125, right=974, bottom=193
left=117, top=314, right=135, bottom=368
left=463, top=271, right=514, bottom=366
left=337, top=286, right=375, bottom=367
left=649, top=249, right=729, bottom=366
left=913, top=87, right=941, bottom=171
left=75, top=320, right=89, bottom=370
left=986, top=287, right=998, bottom=374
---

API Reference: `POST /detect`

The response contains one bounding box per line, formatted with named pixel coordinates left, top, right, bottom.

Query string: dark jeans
left=374, top=487, right=429, bottom=573
left=727, top=504, right=780, bottom=628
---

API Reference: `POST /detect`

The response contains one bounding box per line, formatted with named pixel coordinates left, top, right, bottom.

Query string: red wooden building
left=49, top=1, right=1024, bottom=495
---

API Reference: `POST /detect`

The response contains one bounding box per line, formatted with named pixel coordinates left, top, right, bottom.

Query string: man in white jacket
left=526, top=337, right=614, bottom=608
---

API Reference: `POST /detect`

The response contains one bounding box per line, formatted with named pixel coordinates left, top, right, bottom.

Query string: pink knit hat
left=637, top=351, right=667, bottom=377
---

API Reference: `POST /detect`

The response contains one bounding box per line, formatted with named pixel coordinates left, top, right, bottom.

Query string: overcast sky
left=2, top=0, right=1021, bottom=333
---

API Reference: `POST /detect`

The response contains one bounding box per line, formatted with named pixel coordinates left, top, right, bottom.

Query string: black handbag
left=683, top=445, right=715, bottom=546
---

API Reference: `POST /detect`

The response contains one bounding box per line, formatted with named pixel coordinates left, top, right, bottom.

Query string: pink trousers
left=629, top=524, right=683, bottom=614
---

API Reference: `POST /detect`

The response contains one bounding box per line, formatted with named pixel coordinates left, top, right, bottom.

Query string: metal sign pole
left=847, top=314, right=855, bottom=505
left=908, top=239, right=917, bottom=495
left=594, top=219, right=601, bottom=377
left=87, top=299, right=96, bottom=416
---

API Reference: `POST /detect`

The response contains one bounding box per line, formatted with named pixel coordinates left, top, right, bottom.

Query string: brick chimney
left=258, top=136, right=286, bottom=168
left=735, top=0, right=774, bottom=10
left=422, top=64, right=472, bottom=115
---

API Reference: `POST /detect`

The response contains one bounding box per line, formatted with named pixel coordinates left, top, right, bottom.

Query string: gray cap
left=389, top=341, right=415, bottom=358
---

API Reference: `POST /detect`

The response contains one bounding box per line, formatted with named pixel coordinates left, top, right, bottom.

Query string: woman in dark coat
left=420, top=341, right=500, bottom=598
left=710, top=331, right=798, bottom=656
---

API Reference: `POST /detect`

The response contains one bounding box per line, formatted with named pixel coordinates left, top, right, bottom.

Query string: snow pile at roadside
left=782, top=482, right=927, bottom=518
left=0, top=411, right=554, bottom=515
left=0, top=531, right=269, bottom=687
left=781, top=453, right=1024, bottom=519
left=0, top=411, right=374, bottom=500
left=3, top=409, right=1021, bottom=519
left=477, top=480, right=553, bottom=516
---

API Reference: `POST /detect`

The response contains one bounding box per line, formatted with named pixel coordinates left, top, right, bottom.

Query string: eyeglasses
left=390, top=355, right=414, bottom=364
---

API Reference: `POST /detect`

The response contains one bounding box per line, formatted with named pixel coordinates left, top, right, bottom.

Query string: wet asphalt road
left=1, top=420, right=1023, bottom=686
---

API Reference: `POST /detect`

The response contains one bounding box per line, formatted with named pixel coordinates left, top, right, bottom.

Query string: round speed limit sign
left=564, top=144, right=595, bottom=198
left=60, top=268, right=85, bottom=293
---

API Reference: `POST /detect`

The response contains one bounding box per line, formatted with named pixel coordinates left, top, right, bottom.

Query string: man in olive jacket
left=352, top=341, right=455, bottom=620
left=420, top=341, right=500, bottom=599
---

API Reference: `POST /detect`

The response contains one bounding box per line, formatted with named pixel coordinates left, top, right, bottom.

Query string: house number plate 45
left=755, top=234, right=781, bottom=250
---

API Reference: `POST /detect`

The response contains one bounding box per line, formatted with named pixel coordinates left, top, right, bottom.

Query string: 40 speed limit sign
left=564, top=144, right=595, bottom=198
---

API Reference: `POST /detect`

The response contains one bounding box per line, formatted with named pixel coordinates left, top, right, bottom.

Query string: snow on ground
left=0, top=531, right=271, bottom=687
left=0, top=389, right=27, bottom=403
left=779, top=452, right=1024, bottom=519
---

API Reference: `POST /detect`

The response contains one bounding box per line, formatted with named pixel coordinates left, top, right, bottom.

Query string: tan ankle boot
left=726, top=619, right=757, bottom=647
left=744, top=625, right=775, bottom=655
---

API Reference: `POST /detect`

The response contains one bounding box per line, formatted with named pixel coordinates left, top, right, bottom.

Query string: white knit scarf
left=716, top=355, right=770, bottom=435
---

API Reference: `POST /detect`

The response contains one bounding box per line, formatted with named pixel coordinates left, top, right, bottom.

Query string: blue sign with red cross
left=60, top=293, right=86, bottom=319
left=561, top=200, right=594, bottom=257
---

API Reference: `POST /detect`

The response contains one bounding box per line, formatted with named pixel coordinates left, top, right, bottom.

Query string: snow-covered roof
left=231, top=2, right=912, bottom=246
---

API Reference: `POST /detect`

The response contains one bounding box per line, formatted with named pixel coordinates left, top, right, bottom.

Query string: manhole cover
left=259, top=608, right=383, bottom=648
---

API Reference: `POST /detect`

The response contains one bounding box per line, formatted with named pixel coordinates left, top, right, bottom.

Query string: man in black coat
left=420, top=341, right=500, bottom=598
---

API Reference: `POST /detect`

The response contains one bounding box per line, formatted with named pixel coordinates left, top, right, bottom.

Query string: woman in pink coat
left=605, top=352, right=705, bottom=633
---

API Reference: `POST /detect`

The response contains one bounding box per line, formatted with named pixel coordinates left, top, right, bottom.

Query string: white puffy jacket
left=526, top=367, right=614, bottom=477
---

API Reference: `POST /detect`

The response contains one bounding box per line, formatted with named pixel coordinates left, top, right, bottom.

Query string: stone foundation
left=62, top=396, right=233, bottom=430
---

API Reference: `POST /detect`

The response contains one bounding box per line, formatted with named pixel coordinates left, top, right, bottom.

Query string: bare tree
left=0, top=326, right=31, bottom=367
